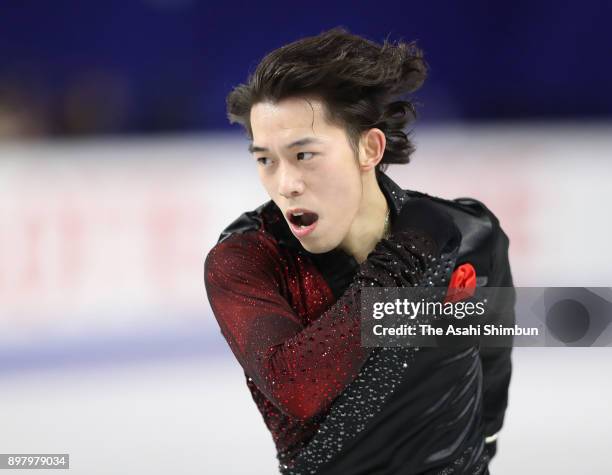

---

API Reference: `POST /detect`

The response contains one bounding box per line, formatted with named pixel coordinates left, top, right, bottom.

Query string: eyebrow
left=248, top=137, right=323, bottom=154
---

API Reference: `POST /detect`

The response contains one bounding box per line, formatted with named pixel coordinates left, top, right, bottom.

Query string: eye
left=256, top=157, right=271, bottom=166
left=297, top=152, right=316, bottom=161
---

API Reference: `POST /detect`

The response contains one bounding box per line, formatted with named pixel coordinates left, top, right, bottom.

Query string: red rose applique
left=444, top=262, right=477, bottom=303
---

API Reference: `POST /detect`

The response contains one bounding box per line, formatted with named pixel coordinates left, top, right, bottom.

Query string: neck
left=339, top=170, right=389, bottom=263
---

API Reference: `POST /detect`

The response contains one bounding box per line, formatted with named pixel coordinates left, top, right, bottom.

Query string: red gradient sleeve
left=204, top=230, right=442, bottom=421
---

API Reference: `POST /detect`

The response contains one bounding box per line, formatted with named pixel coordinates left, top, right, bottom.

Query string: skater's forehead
left=249, top=97, right=343, bottom=151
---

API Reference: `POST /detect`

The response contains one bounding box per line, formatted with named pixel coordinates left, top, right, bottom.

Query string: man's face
left=249, top=97, right=363, bottom=254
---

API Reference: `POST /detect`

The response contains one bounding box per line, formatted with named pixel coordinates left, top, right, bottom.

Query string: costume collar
left=375, top=167, right=411, bottom=223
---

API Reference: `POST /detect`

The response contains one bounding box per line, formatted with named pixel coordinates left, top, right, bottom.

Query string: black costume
left=205, top=169, right=514, bottom=474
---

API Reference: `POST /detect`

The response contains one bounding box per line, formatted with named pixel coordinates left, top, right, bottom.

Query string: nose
left=278, top=162, right=305, bottom=199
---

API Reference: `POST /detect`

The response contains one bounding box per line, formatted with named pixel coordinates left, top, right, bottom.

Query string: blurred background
left=1, top=1, right=611, bottom=474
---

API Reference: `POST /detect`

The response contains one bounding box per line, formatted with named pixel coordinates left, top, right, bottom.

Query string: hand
left=359, top=198, right=462, bottom=289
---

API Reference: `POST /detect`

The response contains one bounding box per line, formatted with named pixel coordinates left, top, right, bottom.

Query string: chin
left=300, top=238, right=338, bottom=254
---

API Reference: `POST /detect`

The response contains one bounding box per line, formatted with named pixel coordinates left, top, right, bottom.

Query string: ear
left=358, top=128, right=386, bottom=171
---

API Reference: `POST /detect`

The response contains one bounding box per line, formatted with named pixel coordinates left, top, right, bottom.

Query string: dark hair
left=226, top=27, right=428, bottom=172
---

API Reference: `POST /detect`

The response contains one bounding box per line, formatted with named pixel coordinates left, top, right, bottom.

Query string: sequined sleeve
left=204, top=229, right=450, bottom=421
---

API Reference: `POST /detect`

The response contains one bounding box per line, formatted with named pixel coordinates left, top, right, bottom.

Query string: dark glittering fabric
left=204, top=170, right=514, bottom=475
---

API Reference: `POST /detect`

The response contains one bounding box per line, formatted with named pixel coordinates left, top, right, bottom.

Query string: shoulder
left=204, top=201, right=285, bottom=284
left=216, top=201, right=268, bottom=244
left=405, top=190, right=509, bottom=286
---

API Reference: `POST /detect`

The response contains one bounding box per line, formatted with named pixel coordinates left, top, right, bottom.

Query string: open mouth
left=288, top=210, right=319, bottom=227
